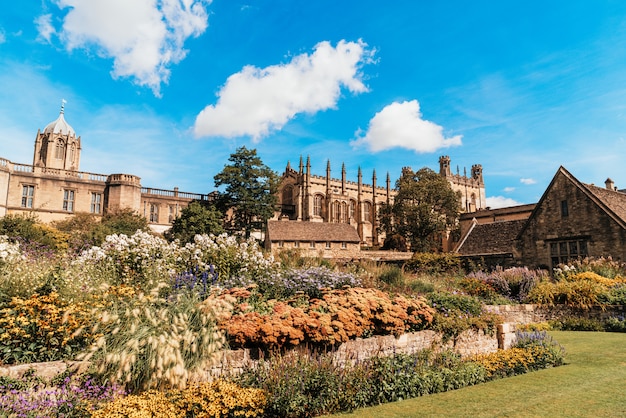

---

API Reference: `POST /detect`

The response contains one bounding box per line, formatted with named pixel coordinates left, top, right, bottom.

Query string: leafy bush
left=236, top=348, right=486, bottom=417
left=0, top=372, right=125, bottom=418
left=90, top=380, right=266, bottom=418
left=556, top=256, right=626, bottom=280
left=465, top=267, right=547, bottom=302
left=427, top=292, right=483, bottom=316
left=469, top=331, right=564, bottom=379
left=220, top=287, right=435, bottom=350
left=0, top=292, right=97, bottom=364
left=549, top=316, right=608, bottom=332
left=404, top=252, right=462, bottom=275
left=377, top=265, right=406, bottom=287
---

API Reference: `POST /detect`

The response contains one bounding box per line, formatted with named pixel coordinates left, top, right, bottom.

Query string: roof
left=43, top=110, right=76, bottom=137
left=584, top=183, right=626, bottom=225
left=456, top=219, right=527, bottom=256
left=267, top=220, right=361, bottom=243
left=459, top=203, right=536, bottom=221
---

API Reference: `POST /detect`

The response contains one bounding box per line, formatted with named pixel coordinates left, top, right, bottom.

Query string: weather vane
left=61, top=99, right=67, bottom=113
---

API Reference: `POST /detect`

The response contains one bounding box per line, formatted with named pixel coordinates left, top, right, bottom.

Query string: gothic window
left=332, top=201, right=341, bottom=223
left=90, top=192, right=102, bottom=214
left=341, top=202, right=348, bottom=223
left=55, top=140, right=65, bottom=160
left=63, top=189, right=75, bottom=212
left=313, top=195, right=323, bottom=217
left=21, top=185, right=34, bottom=208
left=349, top=200, right=356, bottom=220
left=282, top=185, right=293, bottom=205
left=69, top=143, right=76, bottom=163
left=149, top=203, right=159, bottom=223
left=363, top=201, right=372, bottom=223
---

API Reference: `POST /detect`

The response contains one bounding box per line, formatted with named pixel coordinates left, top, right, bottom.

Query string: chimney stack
left=605, top=178, right=616, bottom=191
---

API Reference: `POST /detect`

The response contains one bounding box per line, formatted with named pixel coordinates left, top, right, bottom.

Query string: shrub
left=556, top=256, right=626, bottom=280
left=91, top=380, right=266, bottom=418
left=404, top=252, right=462, bottom=275
left=0, top=372, right=125, bottom=417
left=253, top=266, right=361, bottom=299
left=221, top=287, right=435, bottom=350
left=377, top=265, right=406, bottom=287
left=549, top=316, right=605, bottom=331
left=0, top=292, right=97, bottom=364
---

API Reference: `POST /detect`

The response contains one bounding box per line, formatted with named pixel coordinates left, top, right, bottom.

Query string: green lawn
left=328, top=331, right=626, bottom=418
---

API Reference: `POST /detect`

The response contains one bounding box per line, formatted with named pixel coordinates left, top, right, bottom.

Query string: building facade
left=0, top=107, right=210, bottom=233
left=275, top=155, right=486, bottom=246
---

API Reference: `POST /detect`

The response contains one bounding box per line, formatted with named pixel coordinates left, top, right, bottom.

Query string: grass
left=327, top=331, right=626, bottom=417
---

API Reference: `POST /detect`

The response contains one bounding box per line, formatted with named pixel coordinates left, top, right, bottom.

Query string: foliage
left=0, top=213, right=68, bottom=253
left=381, top=233, right=408, bottom=251
left=78, top=288, right=232, bottom=393
left=164, top=201, right=225, bottom=244
left=220, top=287, right=435, bottom=350
left=0, top=292, right=98, bottom=364
left=53, top=212, right=103, bottom=253
left=91, top=380, right=266, bottom=418
left=427, top=292, right=501, bottom=342
left=253, top=266, right=362, bottom=299
left=555, top=256, right=626, bottom=280
left=526, top=270, right=626, bottom=309
left=236, top=348, right=488, bottom=417
left=0, top=372, right=125, bottom=418
left=377, top=265, right=406, bottom=287
left=465, top=267, right=548, bottom=303
left=548, top=316, right=606, bottom=331
left=99, top=207, right=149, bottom=238
left=214, top=146, right=279, bottom=238
left=404, top=252, right=462, bottom=275
left=379, top=167, right=460, bottom=252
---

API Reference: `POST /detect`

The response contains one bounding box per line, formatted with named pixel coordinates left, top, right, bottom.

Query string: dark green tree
left=381, top=167, right=460, bottom=252
left=164, top=201, right=224, bottom=243
left=214, top=146, right=279, bottom=238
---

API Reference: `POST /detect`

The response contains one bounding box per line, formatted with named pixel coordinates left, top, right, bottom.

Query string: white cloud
left=520, top=178, right=536, bottom=185
left=35, top=14, right=55, bottom=43
left=503, top=186, right=515, bottom=193
left=193, top=40, right=374, bottom=140
left=52, top=0, right=211, bottom=96
left=486, top=196, right=521, bottom=209
left=351, top=100, right=462, bottom=153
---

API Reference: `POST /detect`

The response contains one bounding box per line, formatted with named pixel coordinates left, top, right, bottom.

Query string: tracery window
left=55, top=140, right=65, bottom=160
left=313, top=195, right=323, bottom=217
left=363, top=201, right=372, bottom=223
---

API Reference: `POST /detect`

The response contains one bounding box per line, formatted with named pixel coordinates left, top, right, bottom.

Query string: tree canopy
left=379, top=167, right=460, bottom=252
left=164, top=201, right=224, bottom=243
left=214, top=146, right=279, bottom=238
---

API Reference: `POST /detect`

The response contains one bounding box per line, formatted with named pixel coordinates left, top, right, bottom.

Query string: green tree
left=164, top=201, right=224, bottom=243
left=98, top=207, right=149, bottom=238
left=214, top=146, right=279, bottom=238
left=381, top=167, right=460, bottom=252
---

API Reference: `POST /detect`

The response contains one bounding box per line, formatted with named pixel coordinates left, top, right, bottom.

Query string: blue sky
left=2, top=1, right=626, bottom=208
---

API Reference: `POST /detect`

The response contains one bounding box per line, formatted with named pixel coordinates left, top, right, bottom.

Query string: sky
left=2, top=1, right=626, bottom=208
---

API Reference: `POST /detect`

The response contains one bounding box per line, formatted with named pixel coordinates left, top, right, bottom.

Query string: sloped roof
left=456, top=219, right=526, bottom=256
left=584, top=183, right=626, bottom=225
left=267, top=220, right=361, bottom=243
left=43, top=110, right=76, bottom=137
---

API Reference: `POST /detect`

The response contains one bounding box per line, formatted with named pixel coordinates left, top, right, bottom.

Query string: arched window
left=363, top=201, right=372, bottom=223
left=55, top=140, right=65, bottom=160
left=341, top=201, right=348, bottom=223
left=313, top=195, right=324, bottom=217
left=332, top=201, right=341, bottom=223
left=282, top=185, right=293, bottom=205
left=349, top=200, right=356, bottom=220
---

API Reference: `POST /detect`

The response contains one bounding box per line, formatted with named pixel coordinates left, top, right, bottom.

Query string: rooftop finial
left=61, top=99, right=67, bottom=114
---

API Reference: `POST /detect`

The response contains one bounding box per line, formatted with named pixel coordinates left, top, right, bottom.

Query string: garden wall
left=485, top=304, right=626, bottom=324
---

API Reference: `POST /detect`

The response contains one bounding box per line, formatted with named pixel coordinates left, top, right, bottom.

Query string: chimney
left=605, top=178, right=616, bottom=191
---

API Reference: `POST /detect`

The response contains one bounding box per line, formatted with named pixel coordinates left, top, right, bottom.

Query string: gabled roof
left=267, top=220, right=361, bottom=243
left=584, top=183, right=626, bottom=226
left=455, top=219, right=526, bottom=256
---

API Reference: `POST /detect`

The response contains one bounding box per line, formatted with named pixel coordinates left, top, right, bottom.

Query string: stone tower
left=33, top=101, right=81, bottom=171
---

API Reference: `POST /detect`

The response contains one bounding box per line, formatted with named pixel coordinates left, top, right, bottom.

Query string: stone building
left=455, top=166, right=626, bottom=269
left=0, top=106, right=210, bottom=233
left=265, top=220, right=361, bottom=258
left=516, top=166, right=626, bottom=269
left=274, top=155, right=486, bottom=246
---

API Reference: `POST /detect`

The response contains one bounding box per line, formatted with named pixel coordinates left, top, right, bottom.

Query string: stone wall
left=485, top=304, right=626, bottom=324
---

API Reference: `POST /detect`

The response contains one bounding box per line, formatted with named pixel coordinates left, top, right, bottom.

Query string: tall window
left=349, top=200, right=356, bottom=220
left=561, top=200, right=569, bottom=217
left=149, top=204, right=159, bottom=223
left=313, top=195, right=323, bottom=217
left=90, top=192, right=102, bottom=214
left=282, top=185, right=293, bottom=205
left=341, top=202, right=348, bottom=223
left=332, top=201, right=341, bottom=222
left=55, top=140, right=65, bottom=160
left=63, top=190, right=75, bottom=212
left=21, top=185, right=34, bottom=208
left=169, top=205, right=177, bottom=223
left=69, top=143, right=76, bottom=163
left=363, top=202, right=372, bottom=223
